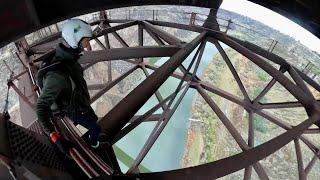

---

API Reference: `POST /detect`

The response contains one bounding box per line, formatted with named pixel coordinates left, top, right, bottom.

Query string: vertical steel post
left=244, top=111, right=254, bottom=180
left=294, top=139, right=306, bottom=180
left=189, top=12, right=196, bottom=25
left=152, top=10, right=155, bottom=21
left=55, top=23, right=59, bottom=32
left=99, top=11, right=112, bottom=82
left=138, top=23, right=144, bottom=63
left=14, top=38, right=38, bottom=127
left=225, top=19, right=232, bottom=34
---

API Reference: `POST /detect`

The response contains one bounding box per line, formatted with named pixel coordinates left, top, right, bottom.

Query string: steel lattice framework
left=0, top=6, right=320, bottom=180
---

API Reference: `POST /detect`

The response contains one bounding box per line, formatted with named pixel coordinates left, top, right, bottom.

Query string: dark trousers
left=68, top=107, right=101, bottom=145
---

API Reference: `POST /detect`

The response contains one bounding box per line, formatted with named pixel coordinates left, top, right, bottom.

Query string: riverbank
left=181, top=48, right=245, bottom=170
left=180, top=47, right=320, bottom=179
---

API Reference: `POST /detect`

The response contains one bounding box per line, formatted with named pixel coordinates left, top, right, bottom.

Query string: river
left=114, top=42, right=223, bottom=172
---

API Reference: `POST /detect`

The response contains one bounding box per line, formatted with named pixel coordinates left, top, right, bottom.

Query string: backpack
left=37, top=49, right=86, bottom=113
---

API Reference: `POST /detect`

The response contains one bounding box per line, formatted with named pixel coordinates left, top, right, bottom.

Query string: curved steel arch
left=1, top=4, right=320, bottom=180
left=0, top=0, right=320, bottom=48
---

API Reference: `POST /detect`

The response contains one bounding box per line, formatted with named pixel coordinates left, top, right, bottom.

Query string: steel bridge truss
left=1, top=10, right=320, bottom=180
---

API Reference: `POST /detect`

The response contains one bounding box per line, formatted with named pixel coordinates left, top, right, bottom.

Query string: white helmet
left=61, top=19, right=93, bottom=49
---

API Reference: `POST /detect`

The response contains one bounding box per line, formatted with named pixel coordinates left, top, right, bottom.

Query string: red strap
left=32, top=85, right=39, bottom=92
left=50, top=132, right=61, bottom=143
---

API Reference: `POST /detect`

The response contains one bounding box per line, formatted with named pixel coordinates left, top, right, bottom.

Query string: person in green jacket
left=36, top=19, right=102, bottom=155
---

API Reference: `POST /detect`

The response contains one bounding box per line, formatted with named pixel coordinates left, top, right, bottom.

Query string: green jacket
left=36, top=43, right=91, bottom=135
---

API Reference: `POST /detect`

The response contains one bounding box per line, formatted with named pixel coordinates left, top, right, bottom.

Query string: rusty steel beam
left=89, top=19, right=101, bottom=26
left=139, top=113, right=319, bottom=180
left=31, top=49, right=55, bottom=62
left=197, top=86, right=269, bottom=180
left=141, top=66, right=167, bottom=110
left=78, top=45, right=180, bottom=64
left=105, top=23, right=130, bottom=47
left=112, top=84, right=187, bottom=144
left=260, top=101, right=320, bottom=110
left=194, top=72, right=320, bottom=160
left=138, top=23, right=144, bottom=63
left=109, top=31, right=129, bottom=47
left=128, top=85, right=191, bottom=173
left=98, top=32, right=206, bottom=141
left=92, top=35, right=113, bottom=82
left=106, top=19, right=131, bottom=24
left=197, top=86, right=249, bottom=149
left=29, top=32, right=62, bottom=48
left=140, top=22, right=188, bottom=75
left=142, top=21, right=184, bottom=45
left=288, top=66, right=315, bottom=101
left=294, top=67, right=320, bottom=93
left=228, top=36, right=320, bottom=93
left=253, top=67, right=286, bottom=104
left=243, top=167, right=253, bottom=180
left=93, top=38, right=106, bottom=50
left=96, top=21, right=138, bottom=37
left=15, top=39, right=39, bottom=127
left=196, top=79, right=320, bottom=159
left=83, top=62, right=98, bottom=71
left=294, top=139, right=306, bottom=180
left=29, top=21, right=137, bottom=56
left=8, top=81, right=36, bottom=110
left=214, top=41, right=250, bottom=101
left=111, top=47, right=186, bottom=81
left=15, top=52, right=28, bottom=70
left=148, top=20, right=206, bottom=34
left=29, top=38, right=62, bottom=53
left=143, top=25, right=165, bottom=45
left=260, top=102, right=303, bottom=109
left=9, top=70, right=28, bottom=82
left=104, top=33, right=111, bottom=49
left=7, top=16, right=319, bottom=179
left=107, top=58, right=112, bottom=82
left=257, top=110, right=320, bottom=158
left=210, top=33, right=313, bottom=108
left=305, top=154, right=318, bottom=175
left=248, top=111, right=254, bottom=147
left=148, top=20, right=320, bottom=95
left=87, top=83, right=108, bottom=90
left=90, top=66, right=138, bottom=104
left=138, top=23, right=143, bottom=47
left=129, top=114, right=163, bottom=123
left=304, top=128, right=320, bottom=134
left=198, top=81, right=254, bottom=110
left=192, top=41, right=206, bottom=77
left=246, top=111, right=254, bottom=179
left=128, top=41, right=203, bottom=173
left=143, top=63, right=190, bottom=81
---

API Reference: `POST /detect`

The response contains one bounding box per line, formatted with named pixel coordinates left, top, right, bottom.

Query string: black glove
left=50, top=132, right=73, bottom=157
